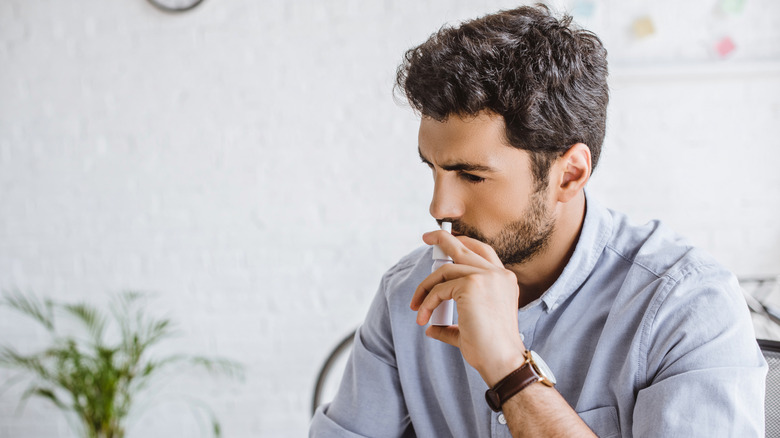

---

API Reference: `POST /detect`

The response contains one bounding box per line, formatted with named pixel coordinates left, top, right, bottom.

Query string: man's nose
left=429, top=177, right=465, bottom=220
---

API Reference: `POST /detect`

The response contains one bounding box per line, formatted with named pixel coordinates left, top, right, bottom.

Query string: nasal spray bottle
left=430, top=221, right=455, bottom=326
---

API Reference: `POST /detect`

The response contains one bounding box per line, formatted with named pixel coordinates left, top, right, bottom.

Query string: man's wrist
left=485, top=350, right=558, bottom=412
left=484, top=353, right=527, bottom=388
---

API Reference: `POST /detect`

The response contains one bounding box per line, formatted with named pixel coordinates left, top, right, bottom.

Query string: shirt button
left=498, top=413, right=507, bottom=425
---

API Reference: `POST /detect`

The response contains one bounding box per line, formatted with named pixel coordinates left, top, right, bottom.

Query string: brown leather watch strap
left=484, top=358, right=539, bottom=412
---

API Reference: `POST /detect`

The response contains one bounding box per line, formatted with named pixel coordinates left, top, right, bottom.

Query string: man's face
left=418, top=112, right=555, bottom=266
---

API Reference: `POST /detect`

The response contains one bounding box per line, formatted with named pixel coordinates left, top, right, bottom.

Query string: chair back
left=760, top=339, right=780, bottom=437
left=311, top=329, right=356, bottom=416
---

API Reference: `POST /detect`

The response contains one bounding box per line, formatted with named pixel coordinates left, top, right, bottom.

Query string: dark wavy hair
left=396, top=4, right=609, bottom=187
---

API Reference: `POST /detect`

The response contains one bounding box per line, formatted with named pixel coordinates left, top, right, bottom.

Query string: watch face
left=530, top=350, right=557, bottom=385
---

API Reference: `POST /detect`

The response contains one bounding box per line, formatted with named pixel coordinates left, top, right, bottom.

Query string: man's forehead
left=417, top=116, right=527, bottom=171
left=418, top=142, right=492, bottom=165
left=419, top=112, right=510, bottom=145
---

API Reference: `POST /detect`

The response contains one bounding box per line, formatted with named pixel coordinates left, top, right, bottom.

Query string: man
left=310, top=5, right=766, bottom=437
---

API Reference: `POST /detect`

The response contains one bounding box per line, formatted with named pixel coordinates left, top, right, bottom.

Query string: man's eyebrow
left=418, top=146, right=496, bottom=173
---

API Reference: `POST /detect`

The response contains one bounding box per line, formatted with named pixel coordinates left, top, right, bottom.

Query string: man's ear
left=553, top=143, right=591, bottom=203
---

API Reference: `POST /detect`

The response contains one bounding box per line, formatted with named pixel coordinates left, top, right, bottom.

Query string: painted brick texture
left=1, top=0, right=779, bottom=436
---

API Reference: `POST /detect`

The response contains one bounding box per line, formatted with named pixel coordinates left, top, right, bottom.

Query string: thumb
left=425, top=324, right=461, bottom=348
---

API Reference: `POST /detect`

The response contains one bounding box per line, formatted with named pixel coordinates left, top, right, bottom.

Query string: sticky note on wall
left=720, top=0, right=747, bottom=15
left=631, top=16, right=656, bottom=39
left=715, top=36, right=736, bottom=57
left=571, top=0, right=596, bottom=19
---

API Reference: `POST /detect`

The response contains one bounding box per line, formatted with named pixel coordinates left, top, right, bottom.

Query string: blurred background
left=1, top=0, right=778, bottom=436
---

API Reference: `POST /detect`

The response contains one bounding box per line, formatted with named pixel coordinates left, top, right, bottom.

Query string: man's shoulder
left=378, top=246, right=432, bottom=297
left=603, top=208, right=728, bottom=284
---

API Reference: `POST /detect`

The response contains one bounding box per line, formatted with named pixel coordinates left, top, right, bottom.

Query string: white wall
left=1, top=0, right=778, bottom=436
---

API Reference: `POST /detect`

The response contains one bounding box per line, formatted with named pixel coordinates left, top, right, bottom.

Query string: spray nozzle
left=432, top=221, right=453, bottom=261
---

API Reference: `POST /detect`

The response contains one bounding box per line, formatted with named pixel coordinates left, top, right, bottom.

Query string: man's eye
left=459, top=172, right=485, bottom=183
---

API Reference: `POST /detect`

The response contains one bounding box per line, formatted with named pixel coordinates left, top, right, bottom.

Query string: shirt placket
left=518, top=302, right=544, bottom=351
left=489, top=303, right=546, bottom=437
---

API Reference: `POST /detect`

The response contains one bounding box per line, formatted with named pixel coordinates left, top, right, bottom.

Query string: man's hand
left=410, top=229, right=527, bottom=386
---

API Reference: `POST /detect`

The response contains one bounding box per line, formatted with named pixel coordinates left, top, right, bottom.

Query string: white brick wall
left=1, top=0, right=778, bottom=436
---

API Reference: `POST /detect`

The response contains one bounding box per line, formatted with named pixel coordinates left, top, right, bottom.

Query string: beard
left=446, top=189, right=555, bottom=266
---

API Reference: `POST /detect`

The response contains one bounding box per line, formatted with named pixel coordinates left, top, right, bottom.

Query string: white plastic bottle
left=430, top=221, right=454, bottom=326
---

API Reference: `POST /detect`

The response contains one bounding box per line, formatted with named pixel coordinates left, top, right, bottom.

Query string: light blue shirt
left=310, top=196, right=766, bottom=437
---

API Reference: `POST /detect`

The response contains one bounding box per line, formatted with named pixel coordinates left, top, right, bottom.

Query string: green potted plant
left=0, top=291, right=243, bottom=438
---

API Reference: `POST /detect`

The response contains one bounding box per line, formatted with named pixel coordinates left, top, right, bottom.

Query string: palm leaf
left=0, top=371, right=34, bottom=398
left=1, top=290, right=54, bottom=331
left=20, top=385, right=68, bottom=411
left=0, top=346, right=53, bottom=381
left=61, top=302, right=107, bottom=345
left=187, top=356, right=244, bottom=380
left=136, top=354, right=243, bottom=383
left=140, top=318, right=175, bottom=349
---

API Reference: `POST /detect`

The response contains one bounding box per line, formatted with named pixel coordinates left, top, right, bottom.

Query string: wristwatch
left=485, top=350, right=557, bottom=412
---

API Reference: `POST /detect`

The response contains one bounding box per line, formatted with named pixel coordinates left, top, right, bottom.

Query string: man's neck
left=507, top=192, right=586, bottom=308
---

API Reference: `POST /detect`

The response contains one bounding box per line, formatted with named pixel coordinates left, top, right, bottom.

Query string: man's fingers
left=411, top=230, right=502, bottom=312
left=414, top=282, right=452, bottom=325
left=425, top=324, right=460, bottom=348
left=422, top=230, right=495, bottom=269
left=410, top=263, right=479, bottom=311
left=456, top=235, right=503, bottom=267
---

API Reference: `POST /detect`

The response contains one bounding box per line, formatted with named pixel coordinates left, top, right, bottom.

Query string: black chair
left=311, top=329, right=356, bottom=416
left=760, top=339, right=780, bottom=437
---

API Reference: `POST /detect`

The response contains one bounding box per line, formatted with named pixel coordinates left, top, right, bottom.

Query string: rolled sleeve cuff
left=310, top=403, right=369, bottom=438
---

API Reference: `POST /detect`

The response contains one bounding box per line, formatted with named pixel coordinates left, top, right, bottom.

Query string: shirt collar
left=536, top=192, right=613, bottom=312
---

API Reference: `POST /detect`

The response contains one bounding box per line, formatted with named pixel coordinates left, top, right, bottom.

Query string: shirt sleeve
left=309, top=270, right=414, bottom=438
left=632, top=266, right=767, bottom=437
